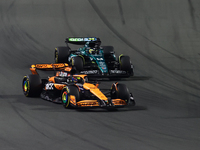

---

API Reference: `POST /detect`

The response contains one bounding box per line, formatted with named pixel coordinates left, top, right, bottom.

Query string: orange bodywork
left=30, top=67, right=38, bottom=75
left=112, top=82, right=118, bottom=91
left=64, top=67, right=72, bottom=72
left=70, top=95, right=76, bottom=106
left=83, top=83, right=108, bottom=101
left=48, top=76, right=56, bottom=83
left=54, top=84, right=66, bottom=90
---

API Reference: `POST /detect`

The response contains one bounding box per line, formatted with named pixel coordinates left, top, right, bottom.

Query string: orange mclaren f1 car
left=22, top=63, right=135, bottom=108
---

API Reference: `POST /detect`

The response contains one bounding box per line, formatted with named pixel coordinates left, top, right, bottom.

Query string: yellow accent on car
left=119, top=54, right=123, bottom=65
left=71, top=58, right=74, bottom=66
left=79, top=55, right=85, bottom=64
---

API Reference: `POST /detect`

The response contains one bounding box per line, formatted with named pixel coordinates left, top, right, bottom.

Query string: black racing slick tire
left=111, top=83, right=130, bottom=104
left=22, top=74, right=42, bottom=97
left=119, top=56, right=131, bottom=71
left=61, top=85, right=80, bottom=108
left=119, top=55, right=134, bottom=75
left=55, top=46, right=70, bottom=63
left=70, top=56, right=84, bottom=71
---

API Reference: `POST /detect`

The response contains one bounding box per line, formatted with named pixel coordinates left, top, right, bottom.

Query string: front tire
left=111, top=83, right=130, bottom=104
left=119, top=55, right=133, bottom=75
left=22, top=74, right=42, bottom=97
left=61, top=85, right=80, bottom=108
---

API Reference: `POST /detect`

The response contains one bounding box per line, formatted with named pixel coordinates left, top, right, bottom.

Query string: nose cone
left=101, top=66, right=108, bottom=73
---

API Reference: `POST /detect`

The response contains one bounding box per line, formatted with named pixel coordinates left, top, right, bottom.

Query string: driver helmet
left=72, top=76, right=83, bottom=83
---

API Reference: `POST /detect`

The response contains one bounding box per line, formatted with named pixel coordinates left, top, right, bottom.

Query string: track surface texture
left=1, top=0, right=200, bottom=150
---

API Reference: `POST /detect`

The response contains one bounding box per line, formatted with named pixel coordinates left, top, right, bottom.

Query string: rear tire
left=22, top=74, right=42, bottom=97
left=55, top=46, right=70, bottom=63
left=61, top=85, right=80, bottom=109
left=70, top=56, right=84, bottom=71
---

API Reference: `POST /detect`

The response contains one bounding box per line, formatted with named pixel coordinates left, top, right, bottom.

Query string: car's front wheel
left=119, top=55, right=134, bottom=75
left=111, top=83, right=130, bottom=104
left=61, top=85, right=80, bottom=108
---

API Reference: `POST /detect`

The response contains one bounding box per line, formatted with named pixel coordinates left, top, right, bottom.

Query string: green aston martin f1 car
left=55, top=37, right=134, bottom=78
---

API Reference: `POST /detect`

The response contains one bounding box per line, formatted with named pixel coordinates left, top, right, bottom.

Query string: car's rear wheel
left=111, top=83, right=130, bottom=104
left=22, top=74, right=42, bottom=97
left=55, top=46, right=70, bottom=63
left=61, top=85, right=80, bottom=109
left=70, top=56, right=84, bottom=72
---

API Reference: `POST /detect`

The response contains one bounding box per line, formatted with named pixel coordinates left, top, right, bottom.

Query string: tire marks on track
left=61, top=0, right=76, bottom=36
left=88, top=0, right=200, bottom=90
left=8, top=101, right=50, bottom=139
left=117, top=0, right=125, bottom=25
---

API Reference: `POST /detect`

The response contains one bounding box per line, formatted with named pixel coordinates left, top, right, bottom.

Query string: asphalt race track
left=1, top=0, right=200, bottom=150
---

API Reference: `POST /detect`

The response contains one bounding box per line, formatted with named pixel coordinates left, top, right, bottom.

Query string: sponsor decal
left=110, top=70, right=126, bottom=74
left=68, top=37, right=97, bottom=42
left=96, top=58, right=103, bottom=61
left=76, top=83, right=83, bottom=87
left=80, top=70, right=98, bottom=74
left=69, top=38, right=84, bottom=41
left=84, top=37, right=97, bottom=41
left=59, top=72, right=68, bottom=77
left=45, top=83, right=54, bottom=90
left=35, top=64, right=65, bottom=69
left=99, top=62, right=106, bottom=65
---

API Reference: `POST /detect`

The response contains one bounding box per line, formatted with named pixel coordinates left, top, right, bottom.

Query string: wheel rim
left=62, top=91, right=68, bottom=104
left=23, top=80, right=28, bottom=92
